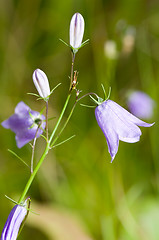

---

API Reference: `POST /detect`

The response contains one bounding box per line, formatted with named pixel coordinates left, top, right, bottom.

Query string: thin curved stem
left=18, top=51, right=79, bottom=203
left=30, top=125, right=41, bottom=174
left=51, top=102, right=76, bottom=147
left=18, top=142, right=50, bottom=203
left=69, top=53, right=75, bottom=91
left=51, top=92, right=98, bottom=147
left=76, top=92, right=99, bottom=103
left=46, top=101, right=49, bottom=141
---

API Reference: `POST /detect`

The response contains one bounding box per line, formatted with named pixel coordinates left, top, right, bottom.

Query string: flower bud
left=32, top=69, right=50, bottom=100
left=69, top=13, right=85, bottom=50
left=104, top=40, right=118, bottom=60
left=1, top=199, right=30, bottom=240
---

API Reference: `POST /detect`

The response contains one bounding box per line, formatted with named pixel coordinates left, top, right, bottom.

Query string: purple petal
left=95, top=102, right=119, bottom=162
left=107, top=100, right=154, bottom=127
left=95, top=100, right=154, bottom=162
left=106, top=100, right=142, bottom=142
left=1, top=101, right=46, bottom=148
left=15, top=123, right=45, bottom=148
left=1, top=204, right=27, bottom=240
left=15, top=101, right=30, bottom=115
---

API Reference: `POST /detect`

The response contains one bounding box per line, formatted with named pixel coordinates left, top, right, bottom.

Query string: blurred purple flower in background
left=1, top=101, right=46, bottom=148
left=1, top=202, right=28, bottom=240
left=95, top=100, right=154, bottom=162
left=127, top=91, right=155, bottom=119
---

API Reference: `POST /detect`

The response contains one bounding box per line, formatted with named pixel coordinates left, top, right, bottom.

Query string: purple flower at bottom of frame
left=127, top=91, right=155, bottom=119
left=1, top=101, right=46, bottom=148
left=95, top=100, right=154, bottom=162
left=1, top=203, right=27, bottom=240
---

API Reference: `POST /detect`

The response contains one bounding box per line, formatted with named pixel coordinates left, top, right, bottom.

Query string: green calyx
left=89, top=85, right=111, bottom=105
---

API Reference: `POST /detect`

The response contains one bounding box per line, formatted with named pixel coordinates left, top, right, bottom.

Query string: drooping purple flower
left=127, top=91, right=155, bottom=119
left=1, top=101, right=46, bottom=148
left=32, top=68, right=50, bottom=101
left=70, top=13, right=85, bottom=50
left=1, top=201, right=28, bottom=240
left=95, top=100, right=154, bottom=162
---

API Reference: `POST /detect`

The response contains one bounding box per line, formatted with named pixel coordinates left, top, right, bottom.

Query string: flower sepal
left=89, top=85, right=111, bottom=105
left=60, top=38, right=89, bottom=54
left=70, top=38, right=89, bottom=54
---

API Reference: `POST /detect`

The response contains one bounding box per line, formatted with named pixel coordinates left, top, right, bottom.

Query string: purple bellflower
left=1, top=200, right=29, bottom=240
left=95, top=99, right=154, bottom=162
left=1, top=101, right=46, bottom=148
left=127, top=91, right=155, bottom=119
left=32, top=68, right=50, bottom=101
left=70, top=13, right=85, bottom=52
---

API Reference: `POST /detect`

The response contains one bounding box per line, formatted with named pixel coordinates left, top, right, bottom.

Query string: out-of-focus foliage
left=0, top=0, right=159, bottom=239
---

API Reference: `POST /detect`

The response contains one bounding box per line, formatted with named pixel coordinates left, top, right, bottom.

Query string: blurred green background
left=0, top=0, right=159, bottom=239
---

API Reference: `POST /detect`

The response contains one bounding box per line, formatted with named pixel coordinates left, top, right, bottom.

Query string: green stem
left=49, top=94, right=71, bottom=145
left=51, top=92, right=98, bottom=147
left=46, top=101, right=49, bottom=141
left=51, top=101, right=76, bottom=147
left=18, top=142, right=49, bottom=203
left=18, top=52, right=76, bottom=203
left=18, top=94, right=71, bottom=203
left=30, top=124, right=40, bottom=174
left=69, top=53, right=75, bottom=91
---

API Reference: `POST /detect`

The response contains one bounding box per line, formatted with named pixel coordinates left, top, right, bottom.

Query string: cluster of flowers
left=1, top=12, right=154, bottom=240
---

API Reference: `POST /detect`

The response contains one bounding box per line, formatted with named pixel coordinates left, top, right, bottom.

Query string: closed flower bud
left=1, top=199, right=30, bottom=240
left=69, top=13, right=85, bottom=50
left=33, top=69, right=50, bottom=100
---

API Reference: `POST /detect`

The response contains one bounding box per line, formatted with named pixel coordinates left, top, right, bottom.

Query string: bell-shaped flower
left=95, top=99, right=154, bottom=162
left=127, top=91, right=155, bottom=119
left=1, top=200, right=29, bottom=240
left=69, top=12, right=85, bottom=52
left=32, top=69, right=50, bottom=101
left=1, top=101, right=46, bottom=148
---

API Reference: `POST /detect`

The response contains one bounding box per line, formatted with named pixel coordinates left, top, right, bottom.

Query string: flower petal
left=95, top=103, right=119, bottom=162
left=1, top=101, right=46, bottom=148
left=15, top=101, right=30, bottom=115
left=106, top=100, right=142, bottom=143
left=95, top=99, right=154, bottom=162
left=1, top=204, right=27, bottom=240
left=107, top=100, right=154, bottom=127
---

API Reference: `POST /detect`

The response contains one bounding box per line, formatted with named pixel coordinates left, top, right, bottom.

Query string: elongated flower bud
left=33, top=68, right=50, bottom=100
left=69, top=13, right=85, bottom=50
left=1, top=200, right=29, bottom=240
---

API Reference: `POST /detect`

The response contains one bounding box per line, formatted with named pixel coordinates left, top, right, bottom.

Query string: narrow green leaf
left=59, top=38, right=69, bottom=47
left=52, top=135, right=76, bottom=148
left=8, top=149, right=30, bottom=169
left=50, top=83, right=62, bottom=96
left=5, top=195, right=19, bottom=205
